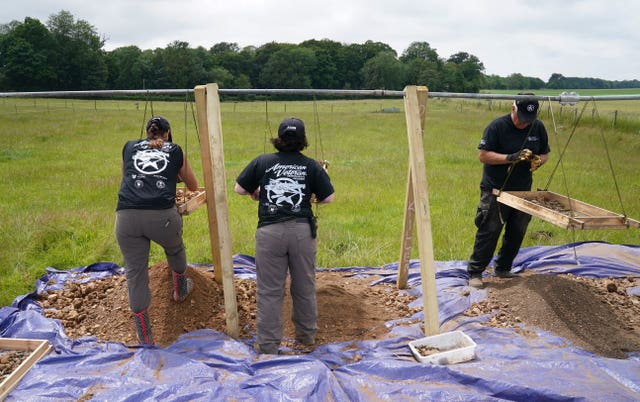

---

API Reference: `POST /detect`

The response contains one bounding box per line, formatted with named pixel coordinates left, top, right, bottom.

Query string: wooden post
left=193, top=83, right=239, bottom=337
left=396, top=169, right=415, bottom=289
left=397, top=86, right=427, bottom=288
left=402, top=85, right=439, bottom=336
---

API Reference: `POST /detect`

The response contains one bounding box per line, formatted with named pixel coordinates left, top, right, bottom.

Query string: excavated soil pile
left=37, top=263, right=640, bottom=359
left=464, top=272, right=640, bottom=359
left=38, top=262, right=420, bottom=350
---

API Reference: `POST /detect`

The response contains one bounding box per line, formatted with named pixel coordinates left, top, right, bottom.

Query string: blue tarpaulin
left=2, top=241, right=640, bottom=401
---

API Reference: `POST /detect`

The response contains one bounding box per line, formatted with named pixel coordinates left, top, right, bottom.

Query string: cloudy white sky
left=4, top=0, right=639, bottom=82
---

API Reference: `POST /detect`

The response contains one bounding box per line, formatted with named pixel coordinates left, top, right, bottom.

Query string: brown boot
left=132, top=309, right=153, bottom=345
left=172, top=271, right=194, bottom=302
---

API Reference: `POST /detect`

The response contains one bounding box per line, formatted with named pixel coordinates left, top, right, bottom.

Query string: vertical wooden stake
left=402, top=85, right=439, bottom=336
left=193, top=83, right=239, bottom=338
left=397, top=86, right=428, bottom=288
left=397, top=166, right=414, bottom=289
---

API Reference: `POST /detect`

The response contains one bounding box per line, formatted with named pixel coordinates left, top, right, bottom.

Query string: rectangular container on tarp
left=408, top=330, right=476, bottom=364
left=0, top=338, right=52, bottom=400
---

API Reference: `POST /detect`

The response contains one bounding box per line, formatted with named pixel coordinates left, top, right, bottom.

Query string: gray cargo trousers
left=254, top=218, right=317, bottom=354
left=115, top=207, right=187, bottom=313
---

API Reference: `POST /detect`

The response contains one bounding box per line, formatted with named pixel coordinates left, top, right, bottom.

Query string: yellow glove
left=530, top=154, right=542, bottom=172
left=507, top=148, right=533, bottom=162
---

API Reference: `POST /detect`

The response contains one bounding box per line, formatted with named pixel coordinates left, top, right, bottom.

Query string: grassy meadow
left=1, top=91, right=639, bottom=305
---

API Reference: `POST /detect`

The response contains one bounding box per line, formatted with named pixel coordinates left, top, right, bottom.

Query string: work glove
left=506, top=148, right=533, bottom=162
left=529, top=154, right=542, bottom=172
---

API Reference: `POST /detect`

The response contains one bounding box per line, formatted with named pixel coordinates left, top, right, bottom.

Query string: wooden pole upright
left=397, top=86, right=428, bottom=288
left=193, top=83, right=239, bottom=337
left=400, top=85, right=439, bottom=336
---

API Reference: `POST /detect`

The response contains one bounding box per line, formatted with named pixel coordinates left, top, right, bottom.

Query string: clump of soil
left=38, top=262, right=421, bottom=350
left=464, top=272, right=640, bottom=359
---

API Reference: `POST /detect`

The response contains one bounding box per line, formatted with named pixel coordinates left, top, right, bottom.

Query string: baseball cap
left=277, top=117, right=306, bottom=139
left=515, top=93, right=539, bottom=123
left=146, top=116, right=171, bottom=132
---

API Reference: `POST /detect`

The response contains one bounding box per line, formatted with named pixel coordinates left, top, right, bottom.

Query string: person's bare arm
left=538, top=153, right=549, bottom=165
left=234, top=183, right=259, bottom=201
left=318, top=193, right=335, bottom=204
left=478, top=149, right=513, bottom=165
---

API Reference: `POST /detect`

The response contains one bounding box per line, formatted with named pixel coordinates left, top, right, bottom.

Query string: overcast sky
left=4, top=0, right=639, bottom=82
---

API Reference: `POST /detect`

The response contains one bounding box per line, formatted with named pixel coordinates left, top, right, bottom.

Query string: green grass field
left=1, top=91, right=639, bottom=306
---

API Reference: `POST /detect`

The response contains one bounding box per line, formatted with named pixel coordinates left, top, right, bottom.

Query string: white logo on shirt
left=265, top=178, right=305, bottom=208
left=132, top=149, right=169, bottom=175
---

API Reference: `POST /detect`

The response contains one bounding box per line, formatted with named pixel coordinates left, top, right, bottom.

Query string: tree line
left=1, top=11, right=638, bottom=94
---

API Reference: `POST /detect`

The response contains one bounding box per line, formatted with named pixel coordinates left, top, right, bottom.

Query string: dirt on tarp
left=39, top=262, right=420, bottom=351
left=464, top=271, right=640, bottom=359
left=37, top=263, right=640, bottom=358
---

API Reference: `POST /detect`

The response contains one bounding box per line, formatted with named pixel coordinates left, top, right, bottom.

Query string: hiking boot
left=132, top=309, right=153, bottom=345
left=254, top=342, right=279, bottom=354
left=296, top=336, right=316, bottom=346
left=173, top=271, right=194, bottom=302
left=495, top=270, right=519, bottom=278
left=469, top=276, right=483, bottom=289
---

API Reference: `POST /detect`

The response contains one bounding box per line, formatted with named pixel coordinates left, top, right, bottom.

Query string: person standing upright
left=467, top=94, right=550, bottom=289
left=234, top=117, right=335, bottom=354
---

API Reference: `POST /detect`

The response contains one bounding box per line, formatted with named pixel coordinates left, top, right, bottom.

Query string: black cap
left=277, top=117, right=306, bottom=139
left=515, top=94, right=539, bottom=123
left=146, top=116, right=171, bottom=133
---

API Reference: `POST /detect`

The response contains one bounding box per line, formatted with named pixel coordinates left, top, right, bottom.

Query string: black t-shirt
left=478, top=114, right=550, bottom=192
left=236, top=151, right=334, bottom=227
left=116, top=139, right=184, bottom=210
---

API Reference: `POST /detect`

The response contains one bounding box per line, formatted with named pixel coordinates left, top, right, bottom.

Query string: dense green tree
left=259, top=46, right=316, bottom=88
left=405, top=58, right=445, bottom=91
left=401, top=42, right=445, bottom=90
left=253, top=42, right=292, bottom=86
left=209, top=42, right=255, bottom=88
left=154, top=41, right=208, bottom=89
left=105, top=46, right=150, bottom=89
left=361, top=51, right=406, bottom=90
left=337, top=43, right=372, bottom=89
left=505, top=73, right=528, bottom=90
left=46, top=10, right=107, bottom=89
left=206, top=66, right=234, bottom=88
left=0, top=17, right=57, bottom=90
left=484, top=74, right=508, bottom=90
left=445, top=52, right=485, bottom=92
left=400, top=41, right=439, bottom=63
left=299, top=39, right=342, bottom=89
left=546, top=73, right=567, bottom=89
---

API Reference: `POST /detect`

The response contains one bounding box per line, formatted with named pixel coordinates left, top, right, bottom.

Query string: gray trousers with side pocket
left=254, top=219, right=317, bottom=353
left=115, top=207, right=187, bottom=313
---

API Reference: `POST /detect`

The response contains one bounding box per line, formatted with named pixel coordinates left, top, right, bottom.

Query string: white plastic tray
left=408, top=330, right=476, bottom=364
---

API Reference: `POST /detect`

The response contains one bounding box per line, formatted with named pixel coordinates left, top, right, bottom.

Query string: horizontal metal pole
left=429, top=92, right=640, bottom=103
left=1, top=88, right=639, bottom=102
left=0, top=89, right=193, bottom=98
left=220, top=88, right=405, bottom=97
left=0, top=88, right=403, bottom=98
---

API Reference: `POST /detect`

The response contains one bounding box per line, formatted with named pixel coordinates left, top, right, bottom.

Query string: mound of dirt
left=37, top=263, right=640, bottom=359
left=464, top=271, right=640, bottom=359
left=38, top=262, right=420, bottom=350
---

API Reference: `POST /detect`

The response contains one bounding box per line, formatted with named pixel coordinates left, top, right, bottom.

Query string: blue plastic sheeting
left=2, top=241, right=640, bottom=401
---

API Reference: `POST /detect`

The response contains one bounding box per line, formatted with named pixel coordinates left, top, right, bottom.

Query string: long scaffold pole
left=2, top=88, right=640, bottom=103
